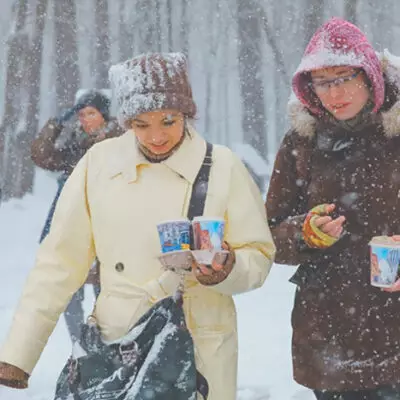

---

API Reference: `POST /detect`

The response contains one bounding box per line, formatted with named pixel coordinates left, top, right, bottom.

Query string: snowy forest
left=0, top=0, right=399, bottom=200
left=3, top=2, right=400, bottom=400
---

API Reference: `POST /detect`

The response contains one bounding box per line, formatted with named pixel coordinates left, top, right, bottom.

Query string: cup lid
left=369, top=236, right=400, bottom=248
left=192, top=216, right=225, bottom=222
left=157, top=218, right=190, bottom=225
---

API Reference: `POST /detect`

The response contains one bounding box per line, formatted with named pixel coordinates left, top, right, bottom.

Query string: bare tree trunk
left=0, top=0, right=30, bottom=200
left=166, top=0, right=173, bottom=51
left=304, top=0, right=325, bottom=44
left=180, top=0, right=189, bottom=56
left=138, top=0, right=155, bottom=53
left=204, top=0, right=220, bottom=137
left=222, top=23, right=230, bottom=145
left=257, top=3, right=290, bottom=85
left=265, top=0, right=291, bottom=147
left=136, top=0, right=160, bottom=53
left=237, top=0, right=267, bottom=155
left=95, top=0, right=111, bottom=88
left=368, top=0, right=393, bottom=49
left=54, top=0, right=80, bottom=112
left=17, top=0, right=48, bottom=197
left=1, top=1, right=28, bottom=133
left=154, top=0, right=162, bottom=52
left=344, top=0, right=359, bottom=24
left=118, top=0, right=134, bottom=60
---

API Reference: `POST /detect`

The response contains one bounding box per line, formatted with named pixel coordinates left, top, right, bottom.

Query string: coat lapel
left=107, top=126, right=208, bottom=185
left=162, top=125, right=207, bottom=184
left=107, top=130, right=149, bottom=183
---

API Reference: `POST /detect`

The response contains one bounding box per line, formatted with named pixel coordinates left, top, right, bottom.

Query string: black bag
left=54, top=143, right=213, bottom=400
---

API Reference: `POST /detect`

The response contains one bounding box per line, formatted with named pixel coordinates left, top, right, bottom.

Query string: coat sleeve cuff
left=207, top=248, right=273, bottom=295
left=0, top=336, right=45, bottom=375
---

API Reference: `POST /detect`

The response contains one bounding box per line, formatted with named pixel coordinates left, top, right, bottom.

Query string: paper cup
left=157, top=219, right=191, bottom=253
left=192, top=217, right=225, bottom=251
left=369, top=236, right=400, bottom=287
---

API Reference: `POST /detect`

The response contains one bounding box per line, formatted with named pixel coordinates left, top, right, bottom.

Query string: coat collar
left=288, top=50, right=400, bottom=139
left=108, top=124, right=207, bottom=184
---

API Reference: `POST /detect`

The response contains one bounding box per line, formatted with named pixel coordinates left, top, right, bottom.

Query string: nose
left=329, top=84, right=345, bottom=99
left=148, top=128, right=167, bottom=145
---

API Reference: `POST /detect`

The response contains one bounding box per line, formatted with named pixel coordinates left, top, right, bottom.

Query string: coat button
left=115, top=262, right=124, bottom=272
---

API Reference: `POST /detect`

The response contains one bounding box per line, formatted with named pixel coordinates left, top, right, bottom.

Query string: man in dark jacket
left=32, top=90, right=124, bottom=343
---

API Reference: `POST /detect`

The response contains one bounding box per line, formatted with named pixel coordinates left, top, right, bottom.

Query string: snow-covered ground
left=0, top=170, right=314, bottom=400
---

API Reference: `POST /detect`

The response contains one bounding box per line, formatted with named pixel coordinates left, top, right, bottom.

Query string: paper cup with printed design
left=369, top=236, right=400, bottom=288
left=157, top=219, right=191, bottom=253
left=192, top=217, right=225, bottom=264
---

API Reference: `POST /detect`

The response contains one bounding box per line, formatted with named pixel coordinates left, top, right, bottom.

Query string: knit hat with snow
left=75, top=90, right=111, bottom=121
left=292, top=17, right=384, bottom=116
left=109, top=52, right=197, bottom=128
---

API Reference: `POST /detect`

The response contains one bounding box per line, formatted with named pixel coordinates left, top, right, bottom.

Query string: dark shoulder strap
left=187, top=142, right=213, bottom=221
left=185, top=142, right=212, bottom=399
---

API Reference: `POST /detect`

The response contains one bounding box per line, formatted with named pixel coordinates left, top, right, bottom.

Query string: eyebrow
left=312, top=69, right=355, bottom=80
left=162, top=114, right=180, bottom=119
left=133, top=115, right=180, bottom=123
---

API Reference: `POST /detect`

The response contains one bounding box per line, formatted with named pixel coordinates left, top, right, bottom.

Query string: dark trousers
left=40, top=174, right=68, bottom=242
left=314, top=385, right=400, bottom=400
left=40, top=174, right=100, bottom=343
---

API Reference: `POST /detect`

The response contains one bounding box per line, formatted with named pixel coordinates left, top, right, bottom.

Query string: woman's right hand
left=55, top=105, right=79, bottom=126
left=313, top=204, right=346, bottom=239
left=0, top=362, right=29, bottom=389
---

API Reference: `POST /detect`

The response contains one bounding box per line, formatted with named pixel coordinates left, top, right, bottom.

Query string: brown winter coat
left=31, top=118, right=124, bottom=175
left=266, top=57, right=400, bottom=391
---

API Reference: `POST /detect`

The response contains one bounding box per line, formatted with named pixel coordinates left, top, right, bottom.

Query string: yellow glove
left=302, top=204, right=339, bottom=249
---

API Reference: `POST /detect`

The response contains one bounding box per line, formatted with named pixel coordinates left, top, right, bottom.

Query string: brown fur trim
left=288, top=94, right=316, bottom=138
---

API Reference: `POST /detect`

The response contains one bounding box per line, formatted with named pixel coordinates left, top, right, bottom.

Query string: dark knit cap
left=109, top=52, right=197, bottom=128
left=75, top=90, right=111, bottom=121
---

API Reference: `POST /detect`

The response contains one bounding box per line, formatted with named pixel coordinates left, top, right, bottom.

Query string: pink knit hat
left=292, top=17, right=384, bottom=116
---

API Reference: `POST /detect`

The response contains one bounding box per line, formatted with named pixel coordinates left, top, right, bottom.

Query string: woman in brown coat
left=31, top=90, right=123, bottom=343
left=267, top=18, right=400, bottom=400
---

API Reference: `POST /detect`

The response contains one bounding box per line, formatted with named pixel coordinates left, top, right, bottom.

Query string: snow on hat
left=109, top=52, right=197, bottom=128
left=75, top=90, right=111, bottom=120
left=292, top=17, right=384, bottom=116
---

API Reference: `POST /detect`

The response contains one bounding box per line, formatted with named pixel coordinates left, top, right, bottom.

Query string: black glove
left=55, top=105, right=79, bottom=126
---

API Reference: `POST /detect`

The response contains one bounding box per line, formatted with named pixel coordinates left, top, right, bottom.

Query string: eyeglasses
left=311, top=70, right=362, bottom=94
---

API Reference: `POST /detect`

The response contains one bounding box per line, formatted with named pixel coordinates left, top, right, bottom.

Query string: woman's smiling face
left=131, top=109, right=185, bottom=155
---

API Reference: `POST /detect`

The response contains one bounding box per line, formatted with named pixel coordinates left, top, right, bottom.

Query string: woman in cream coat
left=0, top=53, right=275, bottom=399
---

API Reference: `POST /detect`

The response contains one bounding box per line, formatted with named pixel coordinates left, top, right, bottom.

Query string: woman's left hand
left=382, top=279, right=400, bottom=292
left=192, top=242, right=235, bottom=286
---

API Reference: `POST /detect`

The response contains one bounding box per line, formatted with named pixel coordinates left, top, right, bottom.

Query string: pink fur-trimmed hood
left=289, top=50, right=400, bottom=138
left=292, top=18, right=384, bottom=117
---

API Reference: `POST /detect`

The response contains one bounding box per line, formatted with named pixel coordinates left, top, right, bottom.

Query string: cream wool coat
left=0, top=128, right=275, bottom=399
